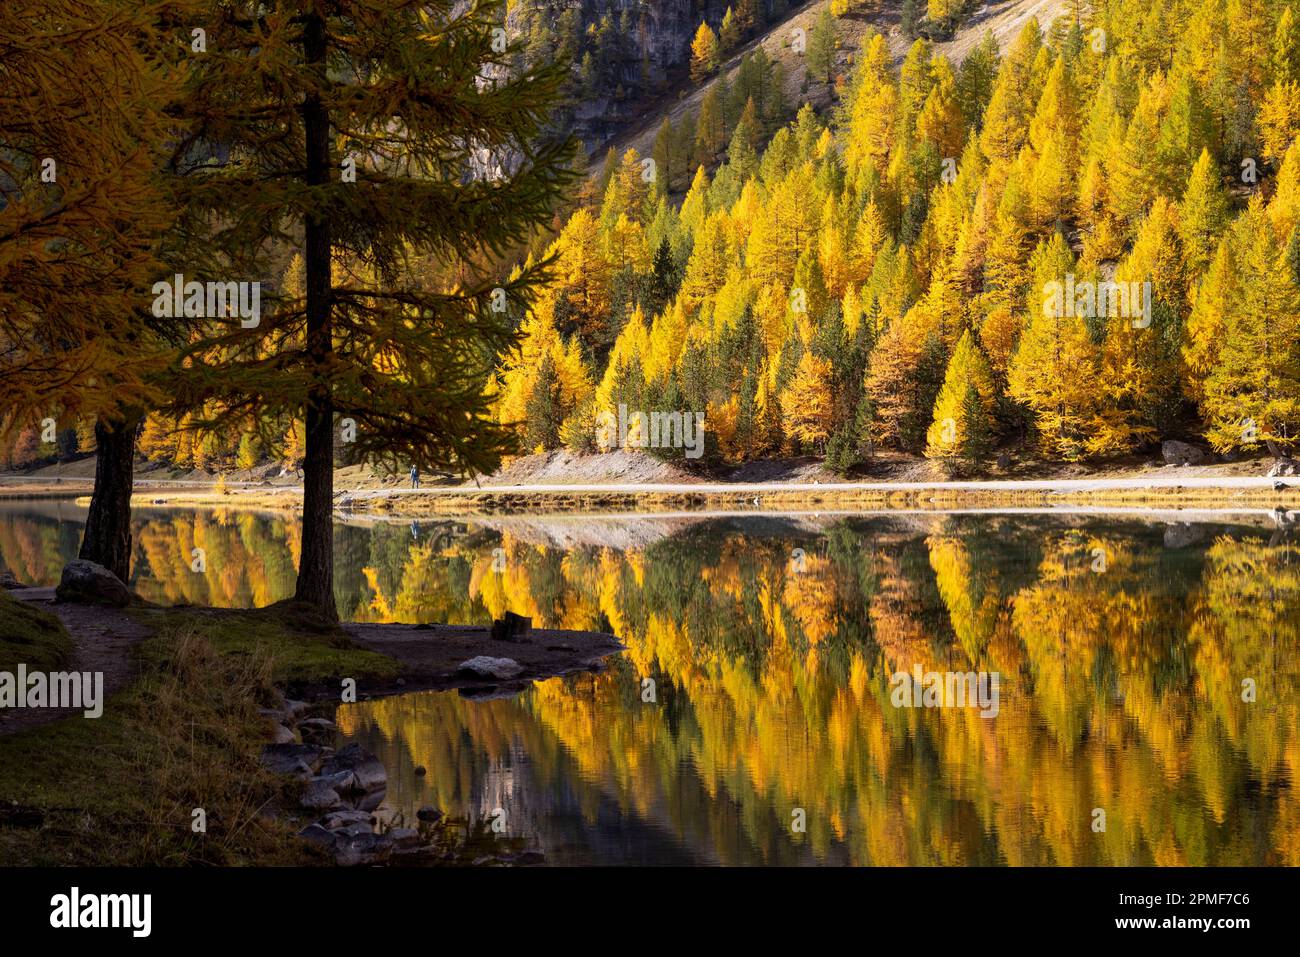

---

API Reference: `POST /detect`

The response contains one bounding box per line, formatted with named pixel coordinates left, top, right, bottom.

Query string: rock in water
left=320, top=809, right=372, bottom=830
left=386, top=827, right=422, bottom=848
left=299, top=717, right=338, bottom=732
left=319, top=743, right=387, bottom=793
left=1161, top=440, right=1207, bottom=466
left=297, top=823, right=335, bottom=847
left=457, top=656, right=524, bottom=680
left=314, top=769, right=359, bottom=795
left=297, top=716, right=338, bottom=743
left=55, top=559, right=131, bottom=608
left=490, top=611, right=532, bottom=642
left=331, top=831, right=393, bottom=867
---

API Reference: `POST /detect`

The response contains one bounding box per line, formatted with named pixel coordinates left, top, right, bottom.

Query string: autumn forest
left=2, top=0, right=1300, bottom=891
left=491, top=0, right=1300, bottom=474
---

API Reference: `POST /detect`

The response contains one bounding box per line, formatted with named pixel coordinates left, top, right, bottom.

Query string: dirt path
left=0, top=587, right=150, bottom=735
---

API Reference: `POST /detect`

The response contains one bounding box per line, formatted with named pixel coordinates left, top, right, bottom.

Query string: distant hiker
left=410, top=464, right=419, bottom=489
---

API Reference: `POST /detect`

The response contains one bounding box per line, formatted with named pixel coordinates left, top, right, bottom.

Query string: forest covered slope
left=488, top=0, right=1300, bottom=478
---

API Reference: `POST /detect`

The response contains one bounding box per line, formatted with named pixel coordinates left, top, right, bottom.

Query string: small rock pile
left=258, top=692, right=547, bottom=867
left=258, top=701, right=447, bottom=866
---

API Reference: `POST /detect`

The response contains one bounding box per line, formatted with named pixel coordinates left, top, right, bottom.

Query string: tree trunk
left=79, top=411, right=141, bottom=582
left=292, top=12, right=338, bottom=620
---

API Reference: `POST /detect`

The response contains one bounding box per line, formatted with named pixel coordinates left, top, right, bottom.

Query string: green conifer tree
left=167, top=0, right=573, bottom=618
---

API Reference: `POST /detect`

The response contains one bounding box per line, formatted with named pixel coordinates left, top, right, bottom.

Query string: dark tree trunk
left=78, top=412, right=140, bottom=582
left=292, top=12, right=338, bottom=620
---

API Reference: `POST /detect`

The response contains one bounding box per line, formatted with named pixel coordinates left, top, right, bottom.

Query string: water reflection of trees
left=1, top=508, right=1295, bottom=864
left=343, top=517, right=1300, bottom=866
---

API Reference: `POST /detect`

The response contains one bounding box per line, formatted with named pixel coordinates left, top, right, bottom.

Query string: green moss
left=0, top=590, right=73, bottom=674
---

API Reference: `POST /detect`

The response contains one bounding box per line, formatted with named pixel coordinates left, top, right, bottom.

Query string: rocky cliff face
left=511, top=1, right=799, bottom=152
left=633, top=0, right=704, bottom=79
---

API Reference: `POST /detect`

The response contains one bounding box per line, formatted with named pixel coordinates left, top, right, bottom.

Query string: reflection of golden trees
left=0, top=509, right=307, bottom=605
left=335, top=521, right=1300, bottom=866
left=134, top=510, right=300, bottom=609
left=0, top=513, right=69, bottom=585
left=360, top=540, right=470, bottom=624
left=782, top=552, right=840, bottom=646
left=1187, top=536, right=1300, bottom=862
left=928, top=534, right=1004, bottom=663
left=4, top=508, right=1297, bottom=864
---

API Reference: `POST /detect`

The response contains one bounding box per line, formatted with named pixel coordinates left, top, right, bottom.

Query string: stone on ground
left=54, top=560, right=131, bottom=608
left=457, top=655, right=524, bottom=680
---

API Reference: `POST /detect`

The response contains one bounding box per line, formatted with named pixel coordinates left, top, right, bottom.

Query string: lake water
left=2, top=500, right=1297, bottom=865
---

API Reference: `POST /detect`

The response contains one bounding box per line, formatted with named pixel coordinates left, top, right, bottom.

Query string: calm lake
left=2, top=500, right=1297, bottom=865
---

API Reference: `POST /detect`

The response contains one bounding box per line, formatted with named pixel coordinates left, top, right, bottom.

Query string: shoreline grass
left=0, top=600, right=400, bottom=866
left=0, top=591, right=72, bottom=675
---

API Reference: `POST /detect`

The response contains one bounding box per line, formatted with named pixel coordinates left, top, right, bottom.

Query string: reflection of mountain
left=468, top=515, right=708, bottom=551
left=2, top=503, right=1297, bottom=865
left=465, top=512, right=862, bottom=550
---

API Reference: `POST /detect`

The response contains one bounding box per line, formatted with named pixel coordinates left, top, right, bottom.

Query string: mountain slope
left=595, top=0, right=1074, bottom=176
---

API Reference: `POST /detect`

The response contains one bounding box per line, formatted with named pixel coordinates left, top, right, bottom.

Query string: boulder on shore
left=457, top=656, right=524, bottom=680
left=55, top=560, right=131, bottom=607
left=271, top=723, right=297, bottom=744
left=1161, top=440, right=1207, bottom=466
